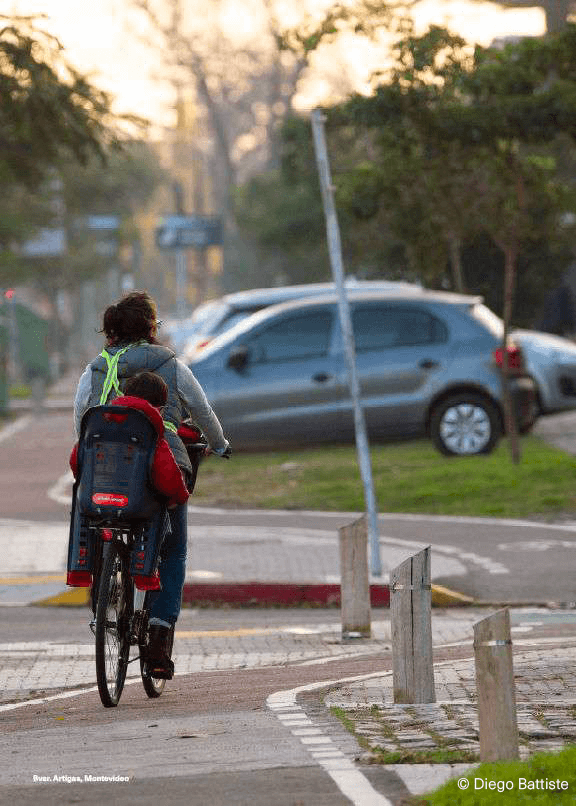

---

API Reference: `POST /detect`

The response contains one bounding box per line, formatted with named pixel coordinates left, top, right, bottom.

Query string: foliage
left=59, top=141, right=165, bottom=218
left=0, top=16, right=152, bottom=291
left=233, top=115, right=330, bottom=286
left=234, top=113, right=419, bottom=286
left=129, top=0, right=311, bottom=205
left=237, top=23, right=576, bottom=300
left=326, top=24, right=576, bottom=463
left=0, top=141, right=166, bottom=291
left=332, top=24, right=576, bottom=286
left=0, top=16, right=126, bottom=189
left=277, top=0, right=408, bottom=56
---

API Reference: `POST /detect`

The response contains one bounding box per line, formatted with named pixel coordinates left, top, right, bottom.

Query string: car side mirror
left=227, top=344, right=250, bottom=372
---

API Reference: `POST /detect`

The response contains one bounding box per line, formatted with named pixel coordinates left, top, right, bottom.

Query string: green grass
left=193, top=435, right=576, bottom=519
left=414, top=745, right=576, bottom=805
left=369, top=747, right=478, bottom=764
left=8, top=383, right=31, bottom=399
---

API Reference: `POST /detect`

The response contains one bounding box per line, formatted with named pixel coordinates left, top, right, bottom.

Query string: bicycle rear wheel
left=95, top=541, right=132, bottom=707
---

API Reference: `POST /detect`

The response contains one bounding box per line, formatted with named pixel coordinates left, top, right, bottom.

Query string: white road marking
left=47, top=469, right=74, bottom=505
left=498, top=539, right=576, bottom=552
left=0, top=414, right=32, bottom=444
left=378, top=535, right=508, bottom=576
left=268, top=674, right=395, bottom=806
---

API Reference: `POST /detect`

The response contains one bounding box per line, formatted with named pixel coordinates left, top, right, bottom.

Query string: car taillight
left=101, top=528, right=114, bottom=542
left=493, top=344, right=524, bottom=373
left=195, top=339, right=211, bottom=352
left=67, top=571, right=92, bottom=587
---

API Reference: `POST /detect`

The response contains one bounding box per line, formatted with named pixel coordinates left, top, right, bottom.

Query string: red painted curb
left=182, top=582, right=390, bottom=608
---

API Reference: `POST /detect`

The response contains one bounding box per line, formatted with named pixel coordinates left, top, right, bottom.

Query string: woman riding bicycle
left=74, top=290, right=230, bottom=677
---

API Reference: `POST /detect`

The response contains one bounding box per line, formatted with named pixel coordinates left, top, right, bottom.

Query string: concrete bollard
left=339, top=515, right=371, bottom=640
left=391, top=546, right=435, bottom=703
left=474, top=608, right=519, bottom=761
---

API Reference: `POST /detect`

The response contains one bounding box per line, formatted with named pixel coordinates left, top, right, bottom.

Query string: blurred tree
left=130, top=0, right=312, bottom=212
left=129, top=0, right=409, bottom=293
left=0, top=16, right=124, bottom=188
left=59, top=141, right=165, bottom=219
left=0, top=15, right=147, bottom=285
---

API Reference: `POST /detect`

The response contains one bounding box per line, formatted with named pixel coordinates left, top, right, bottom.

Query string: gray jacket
left=74, top=342, right=229, bottom=472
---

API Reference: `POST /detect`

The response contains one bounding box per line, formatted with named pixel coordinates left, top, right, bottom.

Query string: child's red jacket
left=69, top=396, right=189, bottom=508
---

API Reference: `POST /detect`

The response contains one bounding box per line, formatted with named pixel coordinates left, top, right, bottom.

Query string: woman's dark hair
left=102, top=291, right=159, bottom=345
left=124, top=371, right=168, bottom=406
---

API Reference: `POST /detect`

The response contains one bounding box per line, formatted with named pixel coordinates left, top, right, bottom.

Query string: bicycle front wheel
left=95, top=541, right=132, bottom=707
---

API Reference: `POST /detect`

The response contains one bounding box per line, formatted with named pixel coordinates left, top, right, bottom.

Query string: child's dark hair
left=124, top=372, right=168, bottom=407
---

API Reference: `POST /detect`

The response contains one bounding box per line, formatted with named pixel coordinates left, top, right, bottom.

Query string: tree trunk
left=501, top=243, right=521, bottom=464
left=448, top=233, right=465, bottom=292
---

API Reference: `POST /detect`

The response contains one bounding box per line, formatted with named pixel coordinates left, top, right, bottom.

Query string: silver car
left=188, top=289, right=537, bottom=456
left=177, top=278, right=421, bottom=361
left=510, top=329, right=576, bottom=414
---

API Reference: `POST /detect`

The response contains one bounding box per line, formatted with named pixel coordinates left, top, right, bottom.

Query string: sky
left=7, top=0, right=546, bottom=131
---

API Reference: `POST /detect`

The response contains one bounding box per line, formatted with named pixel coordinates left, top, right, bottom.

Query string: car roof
left=218, top=279, right=422, bottom=309
left=254, top=287, right=483, bottom=316
left=196, top=287, right=484, bottom=356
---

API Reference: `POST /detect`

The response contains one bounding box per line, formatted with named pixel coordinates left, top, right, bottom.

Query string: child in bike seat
left=69, top=371, right=189, bottom=509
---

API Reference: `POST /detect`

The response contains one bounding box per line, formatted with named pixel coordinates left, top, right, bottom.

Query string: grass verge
left=412, top=744, right=576, bottom=805
left=193, top=435, right=576, bottom=518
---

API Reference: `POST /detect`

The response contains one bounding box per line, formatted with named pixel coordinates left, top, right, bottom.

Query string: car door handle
left=312, top=373, right=333, bottom=383
left=419, top=359, right=439, bottom=370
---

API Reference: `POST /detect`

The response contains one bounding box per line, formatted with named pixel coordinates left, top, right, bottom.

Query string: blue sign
left=21, top=228, right=67, bottom=257
left=85, top=215, right=120, bottom=230
left=156, top=215, right=223, bottom=250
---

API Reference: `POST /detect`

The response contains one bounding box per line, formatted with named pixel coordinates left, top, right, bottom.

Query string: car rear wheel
left=430, top=394, right=501, bottom=456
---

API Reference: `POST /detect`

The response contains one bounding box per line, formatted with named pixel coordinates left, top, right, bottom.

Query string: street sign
left=21, top=228, right=67, bottom=258
left=155, top=214, right=223, bottom=250
left=84, top=215, right=120, bottom=230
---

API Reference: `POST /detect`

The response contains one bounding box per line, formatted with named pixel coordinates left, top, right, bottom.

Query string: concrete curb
left=33, top=587, right=90, bottom=607
left=31, top=581, right=473, bottom=608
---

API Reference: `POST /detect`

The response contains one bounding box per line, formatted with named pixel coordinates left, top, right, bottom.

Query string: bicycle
left=92, top=424, right=208, bottom=707
left=68, top=406, right=209, bottom=708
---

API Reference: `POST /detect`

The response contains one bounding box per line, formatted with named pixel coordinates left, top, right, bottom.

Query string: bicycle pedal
left=147, top=659, right=174, bottom=680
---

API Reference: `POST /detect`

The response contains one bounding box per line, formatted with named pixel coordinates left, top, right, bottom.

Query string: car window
left=353, top=305, right=448, bottom=350
left=246, top=311, right=333, bottom=362
left=216, top=305, right=268, bottom=335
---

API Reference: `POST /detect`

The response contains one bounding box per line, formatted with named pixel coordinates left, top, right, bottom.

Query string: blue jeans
left=147, top=503, right=187, bottom=626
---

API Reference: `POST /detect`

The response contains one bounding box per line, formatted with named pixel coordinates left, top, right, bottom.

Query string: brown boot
left=146, top=624, right=174, bottom=680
